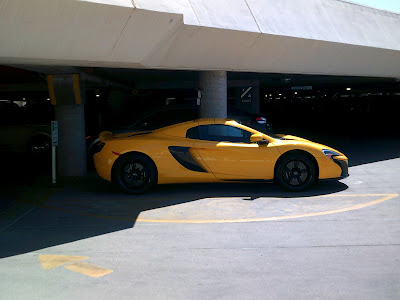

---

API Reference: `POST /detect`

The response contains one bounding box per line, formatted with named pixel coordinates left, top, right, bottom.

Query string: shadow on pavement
left=0, top=174, right=348, bottom=259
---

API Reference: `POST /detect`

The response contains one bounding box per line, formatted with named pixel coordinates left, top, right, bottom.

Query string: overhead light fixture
left=47, top=98, right=50, bottom=101
left=283, top=78, right=291, bottom=84
left=96, top=94, right=100, bottom=98
left=294, top=92, right=298, bottom=95
left=346, top=88, right=352, bottom=91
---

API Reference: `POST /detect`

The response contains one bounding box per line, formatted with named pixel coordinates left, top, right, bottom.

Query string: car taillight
left=256, top=117, right=266, bottom=124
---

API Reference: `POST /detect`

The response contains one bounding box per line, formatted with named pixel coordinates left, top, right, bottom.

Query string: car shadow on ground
left=0, top=176, right=347, bottom=259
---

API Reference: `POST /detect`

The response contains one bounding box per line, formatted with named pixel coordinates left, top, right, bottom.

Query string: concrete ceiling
left=0, top=0, right=400, bottom=77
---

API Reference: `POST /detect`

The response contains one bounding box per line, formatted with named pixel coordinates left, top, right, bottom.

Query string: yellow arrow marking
left=64, top=262, right=113, bottom=278
left=39, top=255, right=89, bottom=270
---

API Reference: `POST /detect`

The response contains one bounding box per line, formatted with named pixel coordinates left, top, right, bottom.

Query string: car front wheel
left=276, top=153, right=316, bottom=191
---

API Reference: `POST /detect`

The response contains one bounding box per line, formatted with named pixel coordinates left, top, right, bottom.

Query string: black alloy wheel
left=276, top=153, right=316, bottom=191
left=112, top=154, right=157, bottom=194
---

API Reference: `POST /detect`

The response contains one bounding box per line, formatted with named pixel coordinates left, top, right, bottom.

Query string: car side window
left=186, top=125, right=252, bottom=143
left=186, top=126, right=201, bottom=139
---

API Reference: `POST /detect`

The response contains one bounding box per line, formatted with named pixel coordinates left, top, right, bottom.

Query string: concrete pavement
left=0, top=149, right=399, bottom=299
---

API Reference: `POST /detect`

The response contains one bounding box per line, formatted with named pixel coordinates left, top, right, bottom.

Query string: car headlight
left=322, top=149, right=340, bottom=160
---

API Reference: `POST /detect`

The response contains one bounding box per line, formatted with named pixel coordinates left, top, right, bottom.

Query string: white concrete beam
left=0, top=0, right=400, bottom=78
left=0, top=0, right=134, bottom=62
left=110, top=9, right=184, bottom=64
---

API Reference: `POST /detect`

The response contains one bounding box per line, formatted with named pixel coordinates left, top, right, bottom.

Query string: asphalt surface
left=0, top=135, right=400, bottom=299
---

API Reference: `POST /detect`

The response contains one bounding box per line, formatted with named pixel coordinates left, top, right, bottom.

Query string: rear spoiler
left=99, top=130, right=152, bottom=143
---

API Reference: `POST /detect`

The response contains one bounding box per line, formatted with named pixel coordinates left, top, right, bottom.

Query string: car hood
left=275, top=134, right=310, bottom=142
left=274, top=134, right=346, bottom=157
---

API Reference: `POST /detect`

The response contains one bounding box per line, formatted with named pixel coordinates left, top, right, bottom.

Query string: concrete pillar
left=55, top=105, right=87, bottom=176
left=47, top=74, right=87, bottom=177
left=199, top=71, right=227, bottom=118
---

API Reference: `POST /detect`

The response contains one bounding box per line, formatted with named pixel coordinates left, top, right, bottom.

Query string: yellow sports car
left=94, top=118, right=349, bottom=194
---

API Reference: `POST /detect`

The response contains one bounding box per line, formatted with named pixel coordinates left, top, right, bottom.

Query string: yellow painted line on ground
left=39, top=254, right=89, bottom=270
left=135, top=193, right=399, bottom=224
left=35, top=193, right=399, bottom=224
left=64, top=262, right=113, bottom=278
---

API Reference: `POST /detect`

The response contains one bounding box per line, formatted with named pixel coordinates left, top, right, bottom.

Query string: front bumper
left=319, top=174, right=349, bottom=182
left=319, top=156, right=349, bottom=182
left=333, top=158, right=349, bottom=177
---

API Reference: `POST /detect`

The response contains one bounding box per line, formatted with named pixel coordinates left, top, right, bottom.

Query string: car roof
left=158, top=118, right=242, bottom=138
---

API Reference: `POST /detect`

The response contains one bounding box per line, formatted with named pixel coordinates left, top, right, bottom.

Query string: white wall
left=0, top=0, right=399, bottom=77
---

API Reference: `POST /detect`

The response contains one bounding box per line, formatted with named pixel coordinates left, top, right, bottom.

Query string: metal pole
left=51, top=121, right=58, bottom=185
left=52, top=143, right=56, bottom=184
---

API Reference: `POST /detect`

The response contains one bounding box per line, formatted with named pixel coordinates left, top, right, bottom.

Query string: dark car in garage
left=0, top=101, right=52, bottom=155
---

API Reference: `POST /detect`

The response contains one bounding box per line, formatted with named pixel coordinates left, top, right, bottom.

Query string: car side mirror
left=250, top=133, right=267, bottom=144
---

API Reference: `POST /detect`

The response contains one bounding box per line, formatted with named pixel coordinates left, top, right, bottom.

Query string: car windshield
left=238, top=122, right=284, bottom=140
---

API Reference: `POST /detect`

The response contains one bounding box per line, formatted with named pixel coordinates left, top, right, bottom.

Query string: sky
left=348, top=0, right=400, bottom=13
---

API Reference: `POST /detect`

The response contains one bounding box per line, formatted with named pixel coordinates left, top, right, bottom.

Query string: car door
left=189, top=124, right=279, bottom=180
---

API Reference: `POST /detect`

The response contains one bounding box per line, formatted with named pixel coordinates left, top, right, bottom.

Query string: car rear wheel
left=112, top=154, right=157, bottom=194
left=276, top=153, right=316, bottom=191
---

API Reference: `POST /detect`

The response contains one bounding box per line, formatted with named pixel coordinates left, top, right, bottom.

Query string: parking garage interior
left=0, top=65, right=399, bottom=184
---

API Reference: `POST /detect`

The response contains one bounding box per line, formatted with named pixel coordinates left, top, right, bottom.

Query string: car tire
left=112, top=153, right=157, bottom=194
left=86, top=138, right=101, bottom=170
left=275, top=153, right=316, bottom=191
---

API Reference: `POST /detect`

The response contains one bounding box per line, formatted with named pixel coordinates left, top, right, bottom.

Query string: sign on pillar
left=241, top=87, right=253, bottom=103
